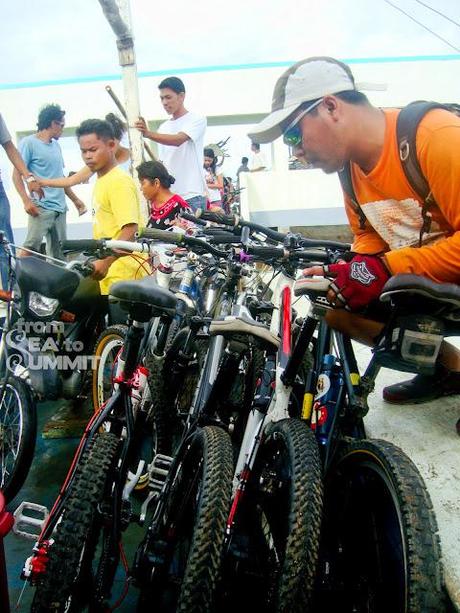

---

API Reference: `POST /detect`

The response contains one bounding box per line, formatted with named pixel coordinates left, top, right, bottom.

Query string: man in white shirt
left=136, top=77, right=207, bottom=212
left=250, top=142, right=268, bottom=171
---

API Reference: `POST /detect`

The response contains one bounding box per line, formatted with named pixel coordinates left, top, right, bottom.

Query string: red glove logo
left=325, top=254, right=390, bottom=311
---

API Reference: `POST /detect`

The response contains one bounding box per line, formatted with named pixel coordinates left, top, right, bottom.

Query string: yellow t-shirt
left=345, top=108, right=460, bottom=283
left=92, top=166, right=148, bottom=294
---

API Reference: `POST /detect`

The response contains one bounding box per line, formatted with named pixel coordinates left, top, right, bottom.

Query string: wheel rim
left=0, top=383, right=23, bottom=489
left=234, top=433, right=292, bottom=608
left=94, top=336, right=123, bottom=410
left=323, top=455, right=407, bottom=613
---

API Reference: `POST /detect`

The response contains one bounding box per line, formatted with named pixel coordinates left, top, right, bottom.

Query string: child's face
left=204, top=156, right=214, bottom=169
left=139, top=177, right=160, bottom=200
left=79, top=134, right=115, bottom=173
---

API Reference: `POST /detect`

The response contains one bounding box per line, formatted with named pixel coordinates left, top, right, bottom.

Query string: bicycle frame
left=231, top=260, right=297, bottom=496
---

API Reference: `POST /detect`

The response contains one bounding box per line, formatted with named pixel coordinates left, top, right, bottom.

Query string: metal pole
left=98, top=0, right=149, bottom=221
left=105, top=85, right=155, bottom=160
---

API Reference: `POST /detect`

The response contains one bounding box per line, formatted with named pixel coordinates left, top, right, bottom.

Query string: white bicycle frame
left=232, top=267, right=297, bottom=495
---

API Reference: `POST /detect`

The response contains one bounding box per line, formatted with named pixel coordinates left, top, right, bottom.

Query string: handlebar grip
left=180, top=212, right=207, bottom=226
left=247, top=245, right=284, bottom=259
left=137, top=228, right=184, bottom=244
left=297, top=236, right=352, bottom=251
left=61, top=239, right=104, bottom=252
left=290, top=250, right=330, bottom=263
left=207, top=234, right=243, bottom=245
left=197, top=210, right=236, bottom=226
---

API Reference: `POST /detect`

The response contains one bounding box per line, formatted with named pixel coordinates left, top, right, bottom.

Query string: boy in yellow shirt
left=76, top=119, right=147, bottom=311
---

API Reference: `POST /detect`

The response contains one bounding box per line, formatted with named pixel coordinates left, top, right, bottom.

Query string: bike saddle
left=110, top=276, right=178, bottom=322
left=16, top=257, right=80, bottom=301
left=210, top=314, right=279, bottom=348
left=293, top=277, right=331, bottom=299
left=380, top=274, right=460, bottom=322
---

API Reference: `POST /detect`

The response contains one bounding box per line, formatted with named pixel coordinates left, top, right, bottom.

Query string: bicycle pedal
left=149, top=454, right=173, bottom=488
left=13, top=501, right=49, bottom=541
left=138, top=454, right=173, bottom=524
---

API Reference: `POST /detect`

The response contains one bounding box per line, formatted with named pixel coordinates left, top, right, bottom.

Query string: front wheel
left=0, top=377, right=36, bottom=502
left=223, top=418, right=323, bottom=613
left=92, top=325, right=126, bottom=412
left=137, top=426, right=233, bottom=612
left=315, top=439, right=444, bottom=613
left=31, top=432, right=120, bottom=612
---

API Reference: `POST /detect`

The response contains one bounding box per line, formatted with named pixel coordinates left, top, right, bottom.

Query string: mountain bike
left=195, top=211, right=445, bottom=612
left=133, top=219, right=332, bottom=612
left=291, top=264, right=446, bottom=612
left=23, top=234, right=235, bottom=612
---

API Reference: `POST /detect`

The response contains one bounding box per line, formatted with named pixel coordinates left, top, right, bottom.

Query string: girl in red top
left=137, top=160, right=190, bottom=229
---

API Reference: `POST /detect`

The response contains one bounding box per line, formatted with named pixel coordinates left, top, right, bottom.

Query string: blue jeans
left=0, top=183, right=14, bottom=292
left=185, top=195, right=206, bottom=213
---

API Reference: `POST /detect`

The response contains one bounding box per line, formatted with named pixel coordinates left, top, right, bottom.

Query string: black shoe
left=382, top=366, right=460, bottom=404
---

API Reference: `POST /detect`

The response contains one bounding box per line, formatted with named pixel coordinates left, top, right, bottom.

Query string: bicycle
left=132, top=218, right=332, bottom=612
left=192, top=211, right=445, bottom=612
left=22, top=233, right=236, bottom=612
left=293, top=272, right=447, bottom=612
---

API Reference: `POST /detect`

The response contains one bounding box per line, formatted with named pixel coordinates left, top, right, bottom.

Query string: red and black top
left=147, top=194, right=190, bottom=230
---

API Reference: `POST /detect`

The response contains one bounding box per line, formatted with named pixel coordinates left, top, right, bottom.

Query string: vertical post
left=98, top=0, right=148, bottom=221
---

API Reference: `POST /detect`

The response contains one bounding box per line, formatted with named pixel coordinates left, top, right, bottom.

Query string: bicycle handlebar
left=247, top=245, right=285, bottom=259
left=137, top=227, right=228, bottom=259
left=61, top=239, right=105, bottom=252
left=196, top=210, right=289, bottom=243
left=296, top=236, right=351, bottom=251
left=180, top=212, right=207, bottom=226
left=137, top=227, right=183, bottom=244
left=207, top=234, right=243, bottom=245
left=196, top=209, right=236, bottom=226
left=196, top=211, right=352, bottom=251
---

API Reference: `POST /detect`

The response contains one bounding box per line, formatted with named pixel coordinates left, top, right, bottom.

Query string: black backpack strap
left=397, top=101, right=447, bottom=246
left=338, top=163, right=367, bottom=230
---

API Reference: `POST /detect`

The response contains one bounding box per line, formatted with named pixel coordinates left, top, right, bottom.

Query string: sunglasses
left=282, top=98, right=323, bottom=147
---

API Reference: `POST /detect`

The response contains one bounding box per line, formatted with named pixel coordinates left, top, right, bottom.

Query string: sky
left=0, top=0, right=459, bottom=86
left=1, top=0, right=459, bottom=214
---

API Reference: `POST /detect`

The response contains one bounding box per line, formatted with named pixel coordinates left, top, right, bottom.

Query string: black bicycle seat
left=110, top=276, right=177, bottom=321
left=380, top=274, right=460, bottom=322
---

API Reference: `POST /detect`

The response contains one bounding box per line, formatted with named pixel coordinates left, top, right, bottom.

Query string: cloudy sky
left=1, top=0, right=459, bottom=87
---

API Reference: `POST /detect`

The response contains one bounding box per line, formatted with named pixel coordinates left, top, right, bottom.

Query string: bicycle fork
left=226, top=354, right=276, bottom=536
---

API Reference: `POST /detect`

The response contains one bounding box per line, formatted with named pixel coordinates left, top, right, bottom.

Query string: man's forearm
left=64, top=186, right=81, bottom=203
left=4, top=141, right=30, bottom=178
left=12, top=168, right=31, bottom=203
left=143, top=131, right=189, bottom=147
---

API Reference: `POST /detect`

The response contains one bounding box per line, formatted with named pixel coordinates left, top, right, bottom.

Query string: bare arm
left=206, top=173, right=224, bottom=190
left=39, top=166, right=93, bottom=188
left=12, top=168, right=39, bottom=217
left=3, top=141, right=43, bottom=198
left=64, top=186, right=87, bottom=216
left=135, top=117, right=189, bottom=147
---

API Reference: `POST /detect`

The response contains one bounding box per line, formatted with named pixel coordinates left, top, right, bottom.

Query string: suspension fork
left=200, top=338, right=249, bottom=420
left=230, top=352, right=276, bottom=500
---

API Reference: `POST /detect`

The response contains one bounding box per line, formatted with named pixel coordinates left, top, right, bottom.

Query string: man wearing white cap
left=249, top=56, right=460, bottom=405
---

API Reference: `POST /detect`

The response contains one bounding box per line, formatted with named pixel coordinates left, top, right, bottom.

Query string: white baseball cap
left=248, top=56, right=384, bottom=144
